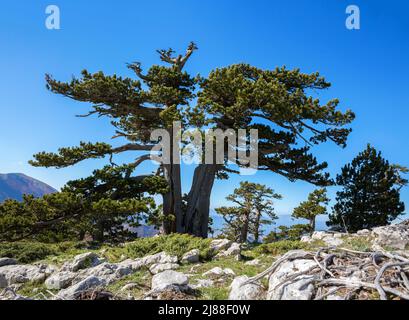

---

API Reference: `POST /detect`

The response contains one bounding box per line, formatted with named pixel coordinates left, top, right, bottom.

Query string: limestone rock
left=0, top=258, right=18, bottom=268
left=62, top=252, right=102, bottom=272
left=191, top=279, right=214, bottom=289
left=202, top=267, right=235, bottom=278
left=151, top=270, right=189, bottom=291
left=44, top=264, right=58, bottom=277
left=0, top=288, right=31, bottom=300
left=75, top=262, right=133, bottom=284
left=45, top=271, right=77, bottom=290
left=371, top=222, right=409, bottom=250
left=267, top=257, right=317, bottom=300
left=209, top=239, right=233, bottom=253
left=229, top=275, right=265, bottom=300
left=306, top=231, right=345, bottom=246
left=146, top=269, right=193, bottom=300
left=0, top=273, right=7, bottom=288
left=245, top=259, right=260, bottom=266
left=57, top=276, right=105, bottom=300
left=181, top=249, right=200, bottom=264
left=356, top=229, right=371, bottom=236
left=117, top=259, right=145, bottom=271
left=301, top=235, right=312, bottom=242
left=323, top=237, right=343, bottom=246
left=141, top=252, right=178, bottom=266
left=149, top=263, right=179, bottom=275
left=215, top=242, right=241, bottom=259
left=0, top=265, right=47, bottom=286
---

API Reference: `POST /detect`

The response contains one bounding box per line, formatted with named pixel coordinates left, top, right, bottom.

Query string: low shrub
left=253, top=240, right=307, bottom=256
left=0, top=241, right=82, bottom=263
left=124, top=234, right=212, bottom=260
left=342, top=237, right=373, bottom=252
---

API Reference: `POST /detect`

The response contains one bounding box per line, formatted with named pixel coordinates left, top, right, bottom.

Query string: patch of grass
left=180, top=256, right=268, bottom=279
left=0, top=241, right=86, bottom=264
left=306, top=239, right=327, bottom=248
left=106, top=271, right=150, bottom=299
left=342, top=237, right=373, bottom=252
left=181, top=256, right=272, bottom=300
left=122, top=234, right=212, bottom=261
left=0, top=234, right=212, bottom=265
left=16, top=281, right=56, bottom=299
left=253, top=240, right=307, bottom=256
left=197, top=286, right=229, bottom=300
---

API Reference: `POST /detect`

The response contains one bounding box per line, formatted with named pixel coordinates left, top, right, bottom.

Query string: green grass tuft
left=253, top=240, right=307, bottom=256
left=121, top=234, right=212, bottom=260
left=0, top=241, right=86, bottom=264
left=342, top=237, right=373, bottom=252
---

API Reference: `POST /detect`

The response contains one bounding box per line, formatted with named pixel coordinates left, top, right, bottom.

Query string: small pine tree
left=292, top=188, right=329, bottom=235
left=216, top=181, right=281, bottom=243
left=327, top=145, right=406, bottom=232
left=263, top=224, right=311, bottom=243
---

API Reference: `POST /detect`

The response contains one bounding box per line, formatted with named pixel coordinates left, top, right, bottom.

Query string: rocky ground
left=1, top=221, right=408, bottom=300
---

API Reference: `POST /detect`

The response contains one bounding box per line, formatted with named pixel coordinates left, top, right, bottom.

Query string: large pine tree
left=327, top=145, right=406, bottom=232
left=30, top=43, right=355, bottom=238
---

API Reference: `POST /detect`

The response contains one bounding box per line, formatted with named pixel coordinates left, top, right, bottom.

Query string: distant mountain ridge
left=0, top=173, right=57, bottom=202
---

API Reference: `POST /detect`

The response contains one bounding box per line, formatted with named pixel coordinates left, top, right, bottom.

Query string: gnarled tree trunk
left=309, top=217, right=316, bottom=236
left=240, top=213, right=250, bottom=244
left=253, top=209, right=261, bottom=243
left=162, top=163, right=182, bottom=234
left=160, top=127, right=183, bottom=234
left=183, top=164, right=218, bottom=238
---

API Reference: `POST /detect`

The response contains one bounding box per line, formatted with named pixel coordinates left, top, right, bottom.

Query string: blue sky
left=0, top=0, right=408, bottom=218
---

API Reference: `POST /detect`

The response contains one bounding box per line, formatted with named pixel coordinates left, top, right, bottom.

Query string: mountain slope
left=0, top=173, right=57, bottom=202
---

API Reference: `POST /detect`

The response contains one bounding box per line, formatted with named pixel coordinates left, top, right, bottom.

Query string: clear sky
left=0, top=0, right=408, bottom=217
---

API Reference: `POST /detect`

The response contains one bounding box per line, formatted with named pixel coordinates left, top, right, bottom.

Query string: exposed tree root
left=245, top=248, right=409, bottom=300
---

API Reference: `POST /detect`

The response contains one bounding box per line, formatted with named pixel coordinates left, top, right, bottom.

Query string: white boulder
left=357, top=229, right=371, bottom=236
left=0, top=265, right=47, bottom=286
left=117, top=258, right=145, bottom=271
left=267, top=257, right=317, bottom=300
left=371, top=222, right=409, bottom=250
left=202, top=267, right=235, bottom=278
left=62, top=252, right=102, bottom=272
left=0, top=274, right=7, bottom=288
left=191, top=279, right=214, bottom=289
left=209, top=239, right=233, bottom=253
left=75, top=262, right=133, bottom=284
left=45, top=271, right=77, bottom=290
left=245, top=259, right=260, bottom=266
left=229, top=276, right=265, bottom=300
left=0, top=258, right=18, bottom=268
left=149, top=263, right=179, bottom=275
left=151, top=270, right=189, bottom=291
left=56, top=276, right=105, bottom=300
left=181, top=249, right=200, bottom=264
left=308, top=231, right=344, bottom=246
left=141, top=252, right=178, bottom=266
left=216, top=242, right=241, bottom=259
